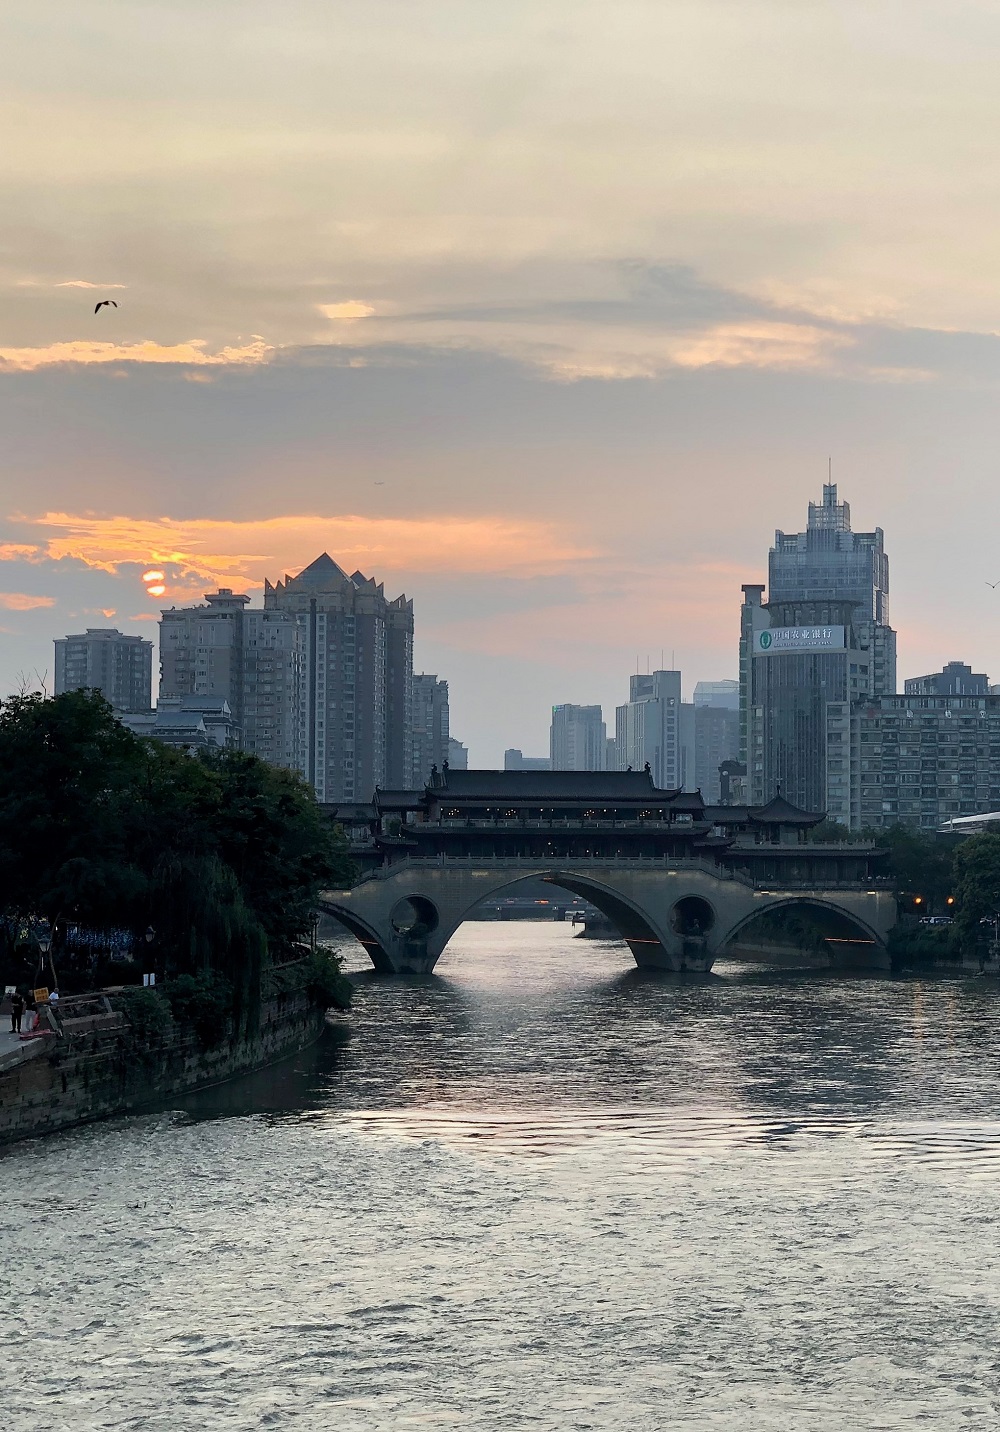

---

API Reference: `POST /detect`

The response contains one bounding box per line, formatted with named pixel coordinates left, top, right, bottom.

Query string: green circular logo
left=759, top=631, right=772, bottom=649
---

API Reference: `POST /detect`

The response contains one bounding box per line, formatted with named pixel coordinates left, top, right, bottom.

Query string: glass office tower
left=745, top=485, right=896, bottom=811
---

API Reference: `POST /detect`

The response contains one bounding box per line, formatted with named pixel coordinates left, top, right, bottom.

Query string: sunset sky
left=4, top=1, right=1000, bottom=761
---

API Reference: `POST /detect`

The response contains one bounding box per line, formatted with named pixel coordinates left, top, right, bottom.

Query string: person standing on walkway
left=10, top=990, right=24, bottom=1033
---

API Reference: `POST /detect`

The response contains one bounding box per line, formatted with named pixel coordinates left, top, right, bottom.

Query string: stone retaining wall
left=0, top=988, right=327, bottom=1148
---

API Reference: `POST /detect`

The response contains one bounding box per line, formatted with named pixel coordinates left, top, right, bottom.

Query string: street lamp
left=34, top=926, right=54, bottom=993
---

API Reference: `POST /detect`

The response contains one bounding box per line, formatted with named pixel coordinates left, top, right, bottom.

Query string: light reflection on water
left=4, top=922, right=1000, bottom=1430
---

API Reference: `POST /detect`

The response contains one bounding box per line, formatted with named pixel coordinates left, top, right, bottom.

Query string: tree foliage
left=952, top=833, right=1000, bottom=944
left=0, top=691, right=355, bottom=1020
left=874, top=825, right=953, bottom=910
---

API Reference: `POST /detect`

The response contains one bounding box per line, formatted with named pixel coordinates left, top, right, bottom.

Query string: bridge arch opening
left=719, top=898, right=885, bottom=969
left=444, top=870, right=670, bottom=970
left=390, top=895, right=440, bottom=936
left=317, top=906, right=397, bottom=974
left=671, top=896, right=715, bottom=937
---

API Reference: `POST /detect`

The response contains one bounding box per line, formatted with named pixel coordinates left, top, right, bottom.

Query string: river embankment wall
left=0, top=987, right=327, bottom=1148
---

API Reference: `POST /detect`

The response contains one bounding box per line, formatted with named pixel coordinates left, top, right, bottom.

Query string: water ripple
left=5, top=923, right=1000, bottom=1430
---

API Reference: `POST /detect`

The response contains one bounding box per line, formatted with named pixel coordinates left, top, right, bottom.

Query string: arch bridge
left=319, top=770, right=896, bottom=974
left=319, top=857, right=895, bottom=974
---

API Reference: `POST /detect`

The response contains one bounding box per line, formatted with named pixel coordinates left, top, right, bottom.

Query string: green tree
left=0, top=691, right=355, bottom=1025
left=0, top=689, right=150, bottom=935
left=952, top=833, right=1000, bottom=944
left=874, top=825, right=953, bottom=912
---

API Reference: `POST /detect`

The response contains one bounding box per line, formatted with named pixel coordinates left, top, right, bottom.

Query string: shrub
left=161, top=971, right=234, bottom=1048
left=117, top=986, right=173, bottom=1052
left=307, top=947, right=352, bottom=1011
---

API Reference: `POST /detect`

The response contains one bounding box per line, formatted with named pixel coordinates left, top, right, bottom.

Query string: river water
left=4, top=923, right=1000, bottom=1430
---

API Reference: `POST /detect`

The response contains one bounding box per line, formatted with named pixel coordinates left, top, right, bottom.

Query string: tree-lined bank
left=0, top=690, right=355, bottom=1032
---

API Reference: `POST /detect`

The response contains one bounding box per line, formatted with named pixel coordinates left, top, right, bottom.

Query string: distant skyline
left=4, top=2, right=1000, bottom=764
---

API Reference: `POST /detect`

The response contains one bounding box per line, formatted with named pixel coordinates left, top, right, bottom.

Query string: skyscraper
left=614, top=671, right=682, bottom=786
left=54, top=628, right=153, bottom=713
left=744, top=484, right=896, bottom=811
left=411, top=674, right=450, bottom=786
left=264, top=554, right=413, bottom=802
left=550, top=704, right=607, bottom=771
left=159, top=589, right=303, bottom=771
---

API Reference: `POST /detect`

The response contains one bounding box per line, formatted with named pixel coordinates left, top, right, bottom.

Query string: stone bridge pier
left=318, top=859, right=896, bottom=975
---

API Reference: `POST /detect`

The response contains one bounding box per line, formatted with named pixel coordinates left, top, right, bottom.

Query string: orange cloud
left=55, top=281, right=128, bottom=290
left=16, top=511, right=598, bottom=591
left=0, top=592, right=56, bottom=610
left=0, top=542, right=42, bottom=561
left=0, top=338, right=272, bottom=372
left=319, top=301, right=375, bottom=320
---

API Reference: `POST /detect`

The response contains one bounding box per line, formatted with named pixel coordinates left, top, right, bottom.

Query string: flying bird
left=987, top=581, right=1000, bottom=589
left=94, top=300, right=118, bottom=313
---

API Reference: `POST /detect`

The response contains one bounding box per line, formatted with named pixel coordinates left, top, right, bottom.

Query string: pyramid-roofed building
left=264, top=553, right=413, bottom=803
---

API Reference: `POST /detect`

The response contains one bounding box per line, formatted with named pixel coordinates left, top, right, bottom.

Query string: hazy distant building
left=692, top=704, right=740, bottom=802
left=446, top=737, right=468, bottom=770
left=505, top=749, right=551, bottom=770
left=693, top=679, right=739, bottom=710
left=679, top=701, right=695, bottom=790
left=719, top=758, right=748, bottom=805
left=744, top=484, right=897, bottom=811
left=411, top=675, right=450, bottom=786
left=264, top=554, right=413, bottom=801
left=827, top=693, right=1000, bottom=832
left=54, top=628, right=152, bottom=714
left=615, top=671, right=682, bottom=786
left=550, top=704, right=607, bottom=771
left=677, top=679, right=740, bottom=801
left=904, top=662, right=989, bottom=697
left=159, top=589, right=302, bottom=772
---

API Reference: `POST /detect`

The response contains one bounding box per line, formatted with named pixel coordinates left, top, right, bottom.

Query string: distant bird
left=374, top=481, right=385, bottom=486
left=988, top=581, right=1000, bottom=589
left=94, top=300, right=118, bottom=313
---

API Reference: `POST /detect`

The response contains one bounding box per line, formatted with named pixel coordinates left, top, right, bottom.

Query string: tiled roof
left=428, top=769, right=677, bottom=800
left=747, top=794, right=824, bottom=825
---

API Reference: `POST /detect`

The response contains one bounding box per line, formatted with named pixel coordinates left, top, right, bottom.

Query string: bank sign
left=754, top=625, right=846, bottom=655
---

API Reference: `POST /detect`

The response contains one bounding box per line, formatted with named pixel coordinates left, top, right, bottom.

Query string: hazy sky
left=3, top=0, right=1000, bottom=762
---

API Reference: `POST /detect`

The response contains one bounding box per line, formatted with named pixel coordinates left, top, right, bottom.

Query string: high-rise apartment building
left=743, top=485, right=896, bottom=811
left=159, top=589, right=303, bottom=771
left=411, top=675, right=450, bottom=786
left=264, top=554, right=413, bottom=802
left=615, top=671, right=682, bottom=786
left=54, top=628, right=152, bottom=713
left=904, top=662, right=990, bottom=697
left=826, top=694, right=1000, bottom=832
left=550, top=704, right=607, bottom=771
